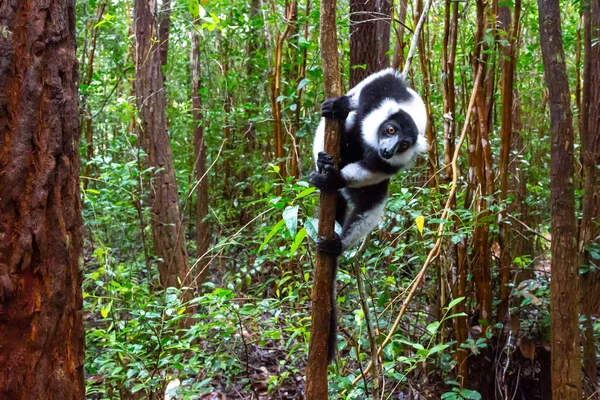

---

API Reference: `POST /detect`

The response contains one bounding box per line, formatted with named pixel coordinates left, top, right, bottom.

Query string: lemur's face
left=377, top=111, right=419, bottom=160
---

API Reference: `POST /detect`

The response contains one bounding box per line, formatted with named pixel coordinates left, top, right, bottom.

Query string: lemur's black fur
left=310, top=68, right=428, bottom=363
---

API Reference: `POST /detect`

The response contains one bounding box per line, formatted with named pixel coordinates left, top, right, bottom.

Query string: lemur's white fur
left=341, top=201, right=386, bottom=249
left=341, top=163, right=389, bottom=187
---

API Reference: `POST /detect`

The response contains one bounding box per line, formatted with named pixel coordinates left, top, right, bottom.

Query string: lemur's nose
left=381, top=149, right=394, bottom=159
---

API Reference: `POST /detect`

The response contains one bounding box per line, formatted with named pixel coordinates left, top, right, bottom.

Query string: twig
left=352, top=237, right=379, bottom=398
left=402, top=0, right=434, bottom=77
left=346, top=63, right=484, bottom=391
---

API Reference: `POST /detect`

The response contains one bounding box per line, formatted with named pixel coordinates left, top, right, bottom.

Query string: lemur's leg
left=340, top=163, right=390, bottom=188
left=340, top=201, right=386, bottom=249
left=309, top=152, right=346, bottom=191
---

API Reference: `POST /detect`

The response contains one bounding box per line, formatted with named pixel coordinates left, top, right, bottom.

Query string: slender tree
left=134, top=0, right=190, bottom=288
left=306, top=0, right=341, bottom=396
left=538, top=0, right=582, bottom=397
left=497, top=0, right=521, bottom=322
left=192, top=19, right=210, bottom=283
left=0, top=0, right=85, bottom=397
left=579, top=0, right=600, bottom=384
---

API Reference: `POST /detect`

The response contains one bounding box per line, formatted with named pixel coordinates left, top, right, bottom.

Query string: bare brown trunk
left=192, top=20, right=209, bottom=284
left=82, top=2, right=108, bottom=190
left=442, top=0, right=458, bottom=181
left=305, top=0, right=341, bottom=396
left=350, top=0, right=392, bottom=87
left=538, top=0, right=582, bottom=397
left=135, top=0, right=190, bottom=288
left=415, top=0, right=438, bottom=188
left=158, top=0, right=171, bottom=73
left=471, top=0, right=493, bottom=323
left=579, top=0, right=600, bottom=384
left=497, top=0, right=521, bottom=322
left=0, top=0, right=85, bottom=397
left=392, top=0, right=409, bottom=70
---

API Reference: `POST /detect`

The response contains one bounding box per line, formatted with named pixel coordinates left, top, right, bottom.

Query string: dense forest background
left=0, top=0, right=599, bottom=398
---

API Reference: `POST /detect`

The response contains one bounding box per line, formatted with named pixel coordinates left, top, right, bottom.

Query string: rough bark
left=192, top=21, right=210, bottom=284
left=135, top=0, right=190, bottom=288
left=158, top=0, right=171, bottom=73
left=305, top=0, right=341, bottom=396
left=579, top=0, right=600, bottom=384
left=350, top=0, right=392, bottom=87
left=0, top=0, right=85, bottom=397
left=538, top=0, right=582, bottom=397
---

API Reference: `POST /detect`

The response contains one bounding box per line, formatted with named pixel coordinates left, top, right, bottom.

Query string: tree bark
left=134, top=0, right=190, bottom=288
left=0, top=0, right=85, bottom=397
left=350, top=0, right=391, bottom=87
left=579, top=0, right=600, bottom=384
left=192, top=20, right=210, bottom=284
left=538, top=0, right=582, bottom=397
left=497, top=0, right=521, bottom=323
left=392, top=0, right=409, bottom=70
left=305, top=0, right=341, bottom=396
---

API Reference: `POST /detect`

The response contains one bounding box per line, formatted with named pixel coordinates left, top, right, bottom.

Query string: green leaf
left=189, top=0, right=200, bottom=18
left=447, top=296, right=465, bottom=310
left=290, top=228, right=307, bottom=258
left=294, top=186, right=316, bottom=200
left=460, top=389, right=482, bottom=400
left=283, top=205, right=299, bottom=238
left=101, top=301, right=112, bottom=318
left=304, top=218, right=319, bottom=241
left=298, top=78, right=311, bottom=90
left=426, top=321, right=440, bottom=335
left=259, top=219, right=286, bottom=252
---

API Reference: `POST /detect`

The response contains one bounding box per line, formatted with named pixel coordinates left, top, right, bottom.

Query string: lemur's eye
left=399, top=141, right=410, bottom=151
left=386, top=126, right=396, bottom=135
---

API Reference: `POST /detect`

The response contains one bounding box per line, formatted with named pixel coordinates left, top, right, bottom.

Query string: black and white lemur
left=309, top=68, right=428, bottom=362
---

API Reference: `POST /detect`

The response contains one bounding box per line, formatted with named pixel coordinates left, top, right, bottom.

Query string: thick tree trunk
left=350, top=0, right=391, bottom=87
left=0, top=1, right=85, bottom=397
left=538, top=0, right=582, bottom=398
left=134, top=0, right=190, bottom=288
left=192, top=21, right=210, bottom=284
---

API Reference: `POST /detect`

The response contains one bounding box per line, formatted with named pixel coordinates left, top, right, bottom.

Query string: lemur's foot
left=321, top=96, right=351, bottom=120
left=316, top=232, right=343, bottom=257
left=310, top=153, right=346, bottom=191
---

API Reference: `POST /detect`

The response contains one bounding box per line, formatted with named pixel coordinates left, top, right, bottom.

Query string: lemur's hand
left=316, top=232, right=343, bottom=257
left=310, top=152, right=346, bottom=191
left=321, top=96, right=351, bottom=120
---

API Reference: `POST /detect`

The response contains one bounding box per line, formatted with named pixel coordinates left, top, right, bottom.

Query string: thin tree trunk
left=579, top=0, right=600, bottom=384
left=392, top=0, right=409, bottom=70
left=538, top=0, right=582, bottom=397
left=159, top=0, right=171, bottom=73
left=82, top=1, right=108, bottom=190
left=0, top=0, right=85, bottom=397
left=269, top=2, right=296, bottom=185
left=350, top=0, right=392, bottom=87
left=442, top=0, right=458, bottom=181
left=497, top=0, right=521, bottom=323
left=192, top=21, right=210, bottom=285
left=134, top=0, right=190, bottom=288
left=305, top=0, right=341, bottom=395
left=415, top=0, right=438, bottom=188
